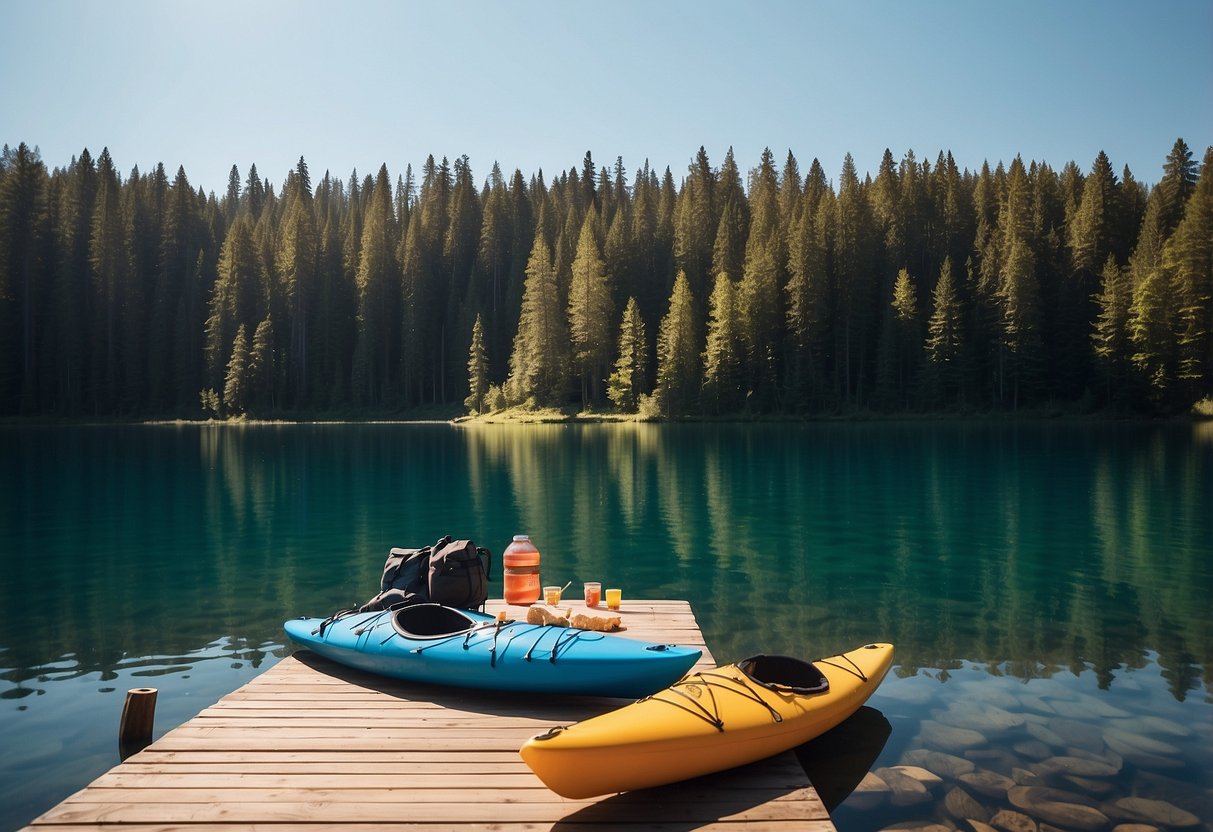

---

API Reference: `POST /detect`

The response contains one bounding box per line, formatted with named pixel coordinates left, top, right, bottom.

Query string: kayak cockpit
left=392, top=603, right=483, bottom=639
left=736, top=654, right=829, bottom=695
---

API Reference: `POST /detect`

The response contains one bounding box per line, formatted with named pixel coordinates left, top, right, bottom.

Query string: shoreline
left=2, top=405, right=1209, bottom=428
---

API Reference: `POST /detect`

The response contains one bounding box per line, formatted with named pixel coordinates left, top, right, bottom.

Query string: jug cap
left=513, top=534, right=531, bottom=541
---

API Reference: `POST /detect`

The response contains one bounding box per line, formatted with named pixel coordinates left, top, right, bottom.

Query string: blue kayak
left=283, top=603, right=702, bottom=698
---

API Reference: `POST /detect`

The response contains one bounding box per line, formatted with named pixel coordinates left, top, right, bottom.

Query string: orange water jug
left=503, top=534, right=541, bottom=605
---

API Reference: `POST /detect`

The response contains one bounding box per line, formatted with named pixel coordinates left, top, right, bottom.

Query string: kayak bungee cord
left=815, top=652, right=868, bottom=682
left=643, top=670, right=789, bottom=732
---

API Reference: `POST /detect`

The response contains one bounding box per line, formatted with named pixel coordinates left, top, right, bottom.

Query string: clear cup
left=583, top=582, right=601, bottom=607
left=605, top=588, right=622, bottom=611
left=544, top=586, right=562, bottom=605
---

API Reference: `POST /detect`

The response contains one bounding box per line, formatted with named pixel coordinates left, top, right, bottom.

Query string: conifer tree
left=998, top=238, right=1043, bottom=408
left=506, top=234, right=566, bottom=406
left=0, top=143, right=48, bottom=413
left=926, top=257, right=965, bottom=405
left=654, top=271, right=699, bottom=417
left=223, top=324, right=249, bottom=415
left=1157, top=138, right=1198, bottom=236
left=833, top=153, right=876, bottom=404
left=87, top=148, right=124, bottom=412
left=673, top=147, right=715, bottom=306
left=1091, top=254, right=1131, bottom=403
left=1128, top=267, right=1176, bottom=405
left=464, top=313, right=489, bottom=414
left=785, top=193, right=830, bottom=408
left=702, top=272, right=743, bottom=413
left=352, top=164, right=399, bottom=405
left=608, top=296, right=647, bottom=412
left=249, top=316, right=275, bottom=410
left=738, top=244, right=782, bottom=407
left=1163, top=145, right=1213, bottom=399
left=567, top=210, right=613, bottom=405
left=890, top=267, right=920, bottom=407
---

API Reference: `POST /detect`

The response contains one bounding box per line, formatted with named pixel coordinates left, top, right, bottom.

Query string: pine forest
left=0, top=139, right=1210, bottom=420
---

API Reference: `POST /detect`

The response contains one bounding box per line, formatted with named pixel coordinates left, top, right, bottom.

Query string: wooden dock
left=26, top=600, right=834, bottom=831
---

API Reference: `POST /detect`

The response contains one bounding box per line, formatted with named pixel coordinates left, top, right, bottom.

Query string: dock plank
left=25, top=600, right=834, bottom=831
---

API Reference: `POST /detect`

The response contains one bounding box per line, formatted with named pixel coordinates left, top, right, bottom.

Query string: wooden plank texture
left=25, top=600, right=834, bottom=831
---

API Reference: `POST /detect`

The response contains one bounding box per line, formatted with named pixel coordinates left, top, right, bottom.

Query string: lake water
left=1, top=422, right=1210, bottom=830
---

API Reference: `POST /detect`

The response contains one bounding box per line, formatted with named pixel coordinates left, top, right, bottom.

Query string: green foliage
left=506, top=234, right=567, bottom=406
left=222, top=324, right=250, bottom=415
left=701, top=273, right=743, bottom=413
left=654, top=272, right=699, bottom=416
left=0, top=139, right=1209, bottom=419
left=608, top=297, right=647, bottom=412
left=464, top=314, right=489, bottom=414
left=926, top=257, right=965, bottom=404
left=567, top=211, right=613, bottom=404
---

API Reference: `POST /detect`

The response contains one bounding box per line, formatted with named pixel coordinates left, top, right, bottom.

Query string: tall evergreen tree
left=654, top=271, right=699, bottom=417
left=464, top=313, right=489, bottom=414
left=87, top=148, right=124, bottom=413
left=352, top=164, right=399, bottom=405
left=1091, top=254, right=1132, bottom=403
left=607, top=296, right=648, bottom=412
left=567, top=210, right=613, bottom=405
left=889, top=267, right=920, bottom=408
left=0, top=143, right=48, bottom=413
left=222, top=323, right=250, bottom=415
left=1164, top=145, right=1213, bottom=401
left=926, top=257, right=966, bottom=405
left=701, top=272, right=744, bottom=413
left=506, top=233, right=566, bottom=406
left=785, top=192, right=830, bottom=409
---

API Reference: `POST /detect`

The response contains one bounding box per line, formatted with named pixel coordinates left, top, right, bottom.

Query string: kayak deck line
left=24, top=599, right=837, bottom=831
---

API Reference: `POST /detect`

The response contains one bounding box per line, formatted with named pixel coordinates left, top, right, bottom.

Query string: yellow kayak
left=520, top=642, right=894, bottom=798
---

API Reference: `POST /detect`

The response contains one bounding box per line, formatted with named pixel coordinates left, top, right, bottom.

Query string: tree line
left=0, top=139, right=1209, bottom=419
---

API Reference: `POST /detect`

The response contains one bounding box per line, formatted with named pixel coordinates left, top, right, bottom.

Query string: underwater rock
left=1018, top=694, right=1056, bottom=715
left=1133, top=770, right=1213, bottom=818
left=944, top=785, right=990, bottom=824
left=1102, top=730, right=1183, bottom=771
left=880, top=681, right=938, bottom=706
left=1035, top=755, right=1120, bottom=778
left=875, top=766, right=933, bottom=806
left=1102, top=727, right=1180, bottom=757
left=879, top=823, right=954, bottom=832
left=1061, top=774, right=1117, bottom=796
left=887, top=764, right=944, bottom=790
left=921, top=720, right=988, bottom=753
left=1045, top=718, right=1105, bottom=752
left=953, top=681, right=1022, bottom=711
left=1007, top=786, right=1109, bottom=831
left=848, top=770, right=892, bottom=810
left=959, top=769, right=1016, bottom=800
left=1049, top=691, right=1130, bottom=719
left=1105, top=797, right=1199, bottom=828
left=1025, top=722, right=1067, bottom=748
left=966, top=821, right=998, bottom=832
left=990, top=808, right=1038, bottom=832
left=964, top=748, right=1022, bottom=772
left=1109, top=825, right=1158, bottom=832
left=1012, top=768, right=1045, bottom=787
left=937, top=703, right=1026, bottom=735
left=1013, top=739, right=1052, bottom=761
left=1110, top=714, right=1189, bottom=738
left=902, top=748, right=977, bottom=780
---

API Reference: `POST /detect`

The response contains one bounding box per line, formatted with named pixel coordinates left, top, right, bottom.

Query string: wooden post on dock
left=118, top=687, right=157, bottom=759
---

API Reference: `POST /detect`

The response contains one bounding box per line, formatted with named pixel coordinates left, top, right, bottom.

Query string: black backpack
left=358, top=535, right=491, bottom=612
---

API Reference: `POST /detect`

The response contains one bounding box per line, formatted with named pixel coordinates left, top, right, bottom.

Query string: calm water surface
left=1, top=422, right=1210, bottom=830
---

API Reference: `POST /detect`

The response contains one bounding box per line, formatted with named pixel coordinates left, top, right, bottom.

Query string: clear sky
left=2, top=0, right=1210, bottom=194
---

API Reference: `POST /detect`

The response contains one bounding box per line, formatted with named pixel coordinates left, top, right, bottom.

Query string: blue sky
left=2, top=0, right=1210, bottom=193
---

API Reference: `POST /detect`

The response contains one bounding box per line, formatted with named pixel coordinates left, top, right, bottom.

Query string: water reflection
left=1, top=421, right=1211, bottom=830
